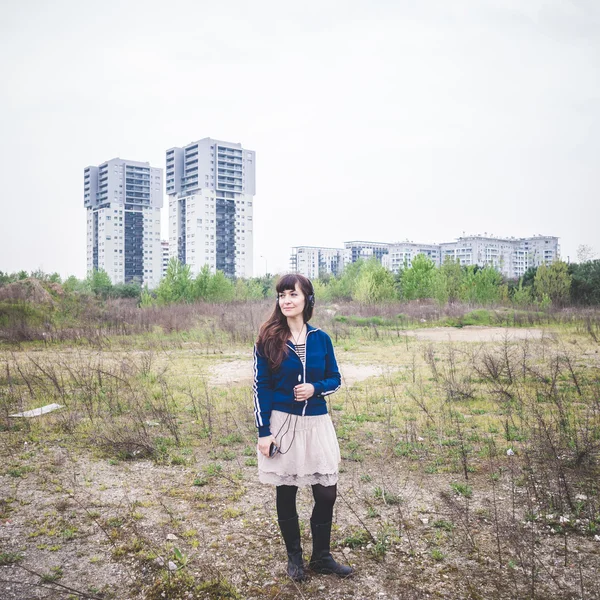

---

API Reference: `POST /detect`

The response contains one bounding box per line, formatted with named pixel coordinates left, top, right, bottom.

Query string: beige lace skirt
left=258, top=410, right=341, bottom=487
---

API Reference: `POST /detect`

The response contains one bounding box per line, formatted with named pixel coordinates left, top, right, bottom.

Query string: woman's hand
left=293, top=383, right=315, bottom=402
left=258, top=434, right=275, bottom=457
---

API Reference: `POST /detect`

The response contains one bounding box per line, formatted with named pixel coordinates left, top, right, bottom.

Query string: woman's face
left=278, top=283, right=305, bottom=319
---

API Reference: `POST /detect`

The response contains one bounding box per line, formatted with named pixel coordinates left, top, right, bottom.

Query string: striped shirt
left=295, top=343, right=306, bottom=364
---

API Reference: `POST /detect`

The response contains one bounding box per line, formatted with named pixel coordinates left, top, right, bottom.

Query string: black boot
left=278, top=516, right=306, bottom=582
left=309, top=521, right=354, bottom=577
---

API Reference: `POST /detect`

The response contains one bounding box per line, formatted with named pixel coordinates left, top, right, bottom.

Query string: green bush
left=0, top=301, right=49, bottom=329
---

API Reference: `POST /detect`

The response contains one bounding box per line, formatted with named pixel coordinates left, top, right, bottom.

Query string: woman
left=253, top=273, right=353, bottom=581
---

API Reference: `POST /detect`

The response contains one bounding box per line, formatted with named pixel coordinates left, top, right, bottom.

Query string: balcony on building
left=217, top=156, right=243, bottom=165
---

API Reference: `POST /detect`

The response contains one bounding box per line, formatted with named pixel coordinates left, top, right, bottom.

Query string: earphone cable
left=273, top=411, right=298, bottom=455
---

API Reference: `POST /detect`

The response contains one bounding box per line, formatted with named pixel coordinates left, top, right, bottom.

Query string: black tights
left=276, top=484, right=337, bottom=524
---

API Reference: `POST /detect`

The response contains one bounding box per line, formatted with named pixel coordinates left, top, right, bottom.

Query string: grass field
left=1, top=303, right=600, bottom=599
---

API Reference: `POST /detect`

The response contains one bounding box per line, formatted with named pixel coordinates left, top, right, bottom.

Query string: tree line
left=0, top=261, right=273, bottom=304
left=1, top=256, right=599, bottom=307
left=310, top=256, right=598, bottom=307
left=313, top=256, right=575, bottom=307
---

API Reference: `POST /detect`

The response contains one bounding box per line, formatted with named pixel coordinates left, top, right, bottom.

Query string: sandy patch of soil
left=404, top=325, right=549, bottom=343
left=207, top=327, right=548, bottom=386
left=208, top=359, right=392, bottom=387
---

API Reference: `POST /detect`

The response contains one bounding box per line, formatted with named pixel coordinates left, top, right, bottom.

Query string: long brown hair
left=257, top=274, right=315, bottom=371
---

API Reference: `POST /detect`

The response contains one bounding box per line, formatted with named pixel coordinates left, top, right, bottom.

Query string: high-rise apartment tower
left=84, top=158, right=163, bottom=288
left=166, top=138, right=256, bottom=278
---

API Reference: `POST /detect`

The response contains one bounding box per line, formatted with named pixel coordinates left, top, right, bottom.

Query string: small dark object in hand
left=269, top=442, right=279, bottom=457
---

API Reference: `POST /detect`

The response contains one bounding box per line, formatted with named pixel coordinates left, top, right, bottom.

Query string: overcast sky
left=0, top=0, right=598, bottom=278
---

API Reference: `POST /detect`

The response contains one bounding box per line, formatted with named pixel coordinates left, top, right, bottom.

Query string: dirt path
left=208, top=359, right=391, bottom=387
left=403, top=325, right=548, bottom=342
left=207, top=327, right=549, bottom=386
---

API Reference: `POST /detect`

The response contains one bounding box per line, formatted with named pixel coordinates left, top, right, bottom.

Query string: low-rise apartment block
left=290, top=247, right=347, bottom=279
left=440, top=235, right=560, bottom=278
left=382, top=242, right=441, bottom=272
left=291, top=235, right=560, bottom=279
left=344, top=241, right=390, bottom=263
